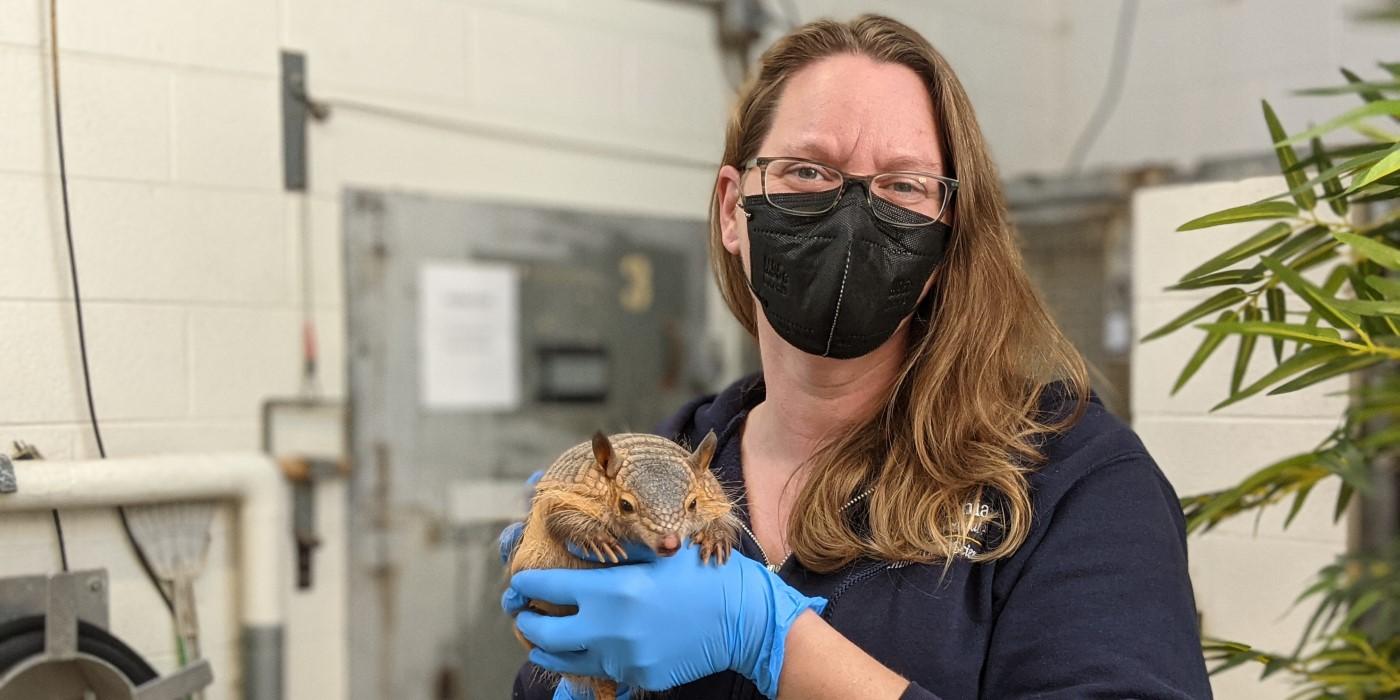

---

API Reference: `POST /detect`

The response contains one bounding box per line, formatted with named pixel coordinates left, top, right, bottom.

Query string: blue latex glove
left=503, top=540, right=827, bottom=697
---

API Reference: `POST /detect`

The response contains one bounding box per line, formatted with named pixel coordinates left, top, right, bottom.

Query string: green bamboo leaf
left=1231, top=306, right=1261, bottom=394
left=1384, top=61, right=1400, bottom=78
left=1297, top=591, right=1342, bottom=655
left=1258, top=656, right=1292, bottom=680
left=1359, top=424, right=1400, bottom=451
left=1266, top=287, right=1287, bottom=361
left=1317, top=147, right=1387, bottom=177
left=1141, top=288, right=1247, bottom=341
left=1260, top=256, right=1363, bottom=335
left=1187, top=488, right=1249, bottom=535
left=1180, top=223, right=1292, bottom=281
left=1322, top=442, right=1371, bottom=488
left=1311, top=137, right=1349, bottom=217
left=1350, top=118, right=1400, bottom=142
left=1295, top=264, right=1354, bottom=353
left=1334, top=482, right=1354, bottom=522
left=1348, top=266, right=1381, bottom=299
left=1295, top=78, right=1400, bottom=97
left=1274, top=100, right=1400, bottom=145
left=1365, top=274, right=1400, bottom=298
left=1263, top=101, right=1316, bottom=210
left=1208, top=649, right=1258, bottom=676
left=1293, top=572, right=1338, bottom=607
left=1309, top=648, right=1368, bottom=663
left=1173, top=310, right=1237, bottom=394
left=1353, top=4, right=1400, bottom=21
left=1347, top=268, right=1399, bottom=336
left=1289, top=238, right=1342, bottom=274
left=1345, top=143, right=1400, bottom=193
left=1338, top=67, right=1400, bottom=122
left=1286, top=149, right=1387, bottom=206
left=1315, top=140, right=1397, bottom=159
left=1195, top=320, right=1345, bottom=345
left=1165, top=267, right=1267, bottom=290
left=1282, top=479, right=1317, bottom=528
left=1333, top=298, right=1400, bottom=316
left=1353, top=184, right=1400, bottom=204
left=1212, top=345, right=1350, bottom=410
left=1272, top=225, right=1331, bottom=262
left=1176, top=201, right=1299, bottom=231
left=1269, top=353, right=1385, bottom=395
left=1331, top=230, right=1400, bottom=271
left=1338, top=590, right=1383, bottom=631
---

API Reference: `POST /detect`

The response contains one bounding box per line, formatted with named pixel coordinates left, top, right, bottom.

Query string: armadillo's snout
left=656, top=532, right=681, bottom=557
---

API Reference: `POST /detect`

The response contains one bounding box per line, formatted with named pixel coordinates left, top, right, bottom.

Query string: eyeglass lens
left=761, top=158, right=948, bottom=222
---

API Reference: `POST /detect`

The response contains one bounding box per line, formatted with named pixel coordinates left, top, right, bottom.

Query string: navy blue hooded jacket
left=514, top=373, right=1213, bottom=699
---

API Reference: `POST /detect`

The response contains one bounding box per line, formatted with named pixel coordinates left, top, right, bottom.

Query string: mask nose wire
left=822, top=238, right=854, bottom=357
left=839, top=177, right=872, bottom=213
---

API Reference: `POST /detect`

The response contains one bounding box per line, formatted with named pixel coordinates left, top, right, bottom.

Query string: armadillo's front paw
left=575, top=534, right=627, bottom=564
left=693, top=528, right=735, bottom=565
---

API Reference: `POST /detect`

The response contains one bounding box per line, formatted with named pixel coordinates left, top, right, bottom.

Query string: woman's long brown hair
left=709, top=14, right=1090, bottom=573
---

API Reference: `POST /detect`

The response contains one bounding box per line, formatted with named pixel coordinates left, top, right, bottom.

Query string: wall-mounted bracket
left=0, top=455, right=15, bottom=494
left=281, top=51, right=309, bottom=192
left=0, top=570, right=215, bottom=700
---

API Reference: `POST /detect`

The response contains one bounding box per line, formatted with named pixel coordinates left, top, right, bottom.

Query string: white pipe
left=0, top=451, right=288, bottom=630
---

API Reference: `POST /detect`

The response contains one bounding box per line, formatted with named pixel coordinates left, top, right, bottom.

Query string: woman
left=503, top=14, right=1212, bottom=700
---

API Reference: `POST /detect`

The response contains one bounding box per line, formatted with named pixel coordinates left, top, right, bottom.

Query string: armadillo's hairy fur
left=507, top=432, right=738, bottom=700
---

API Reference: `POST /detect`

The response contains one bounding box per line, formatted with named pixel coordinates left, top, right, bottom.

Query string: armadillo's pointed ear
left=592, top=431, right=620, bottom=478
left=690, top=430, right=718, bottom=473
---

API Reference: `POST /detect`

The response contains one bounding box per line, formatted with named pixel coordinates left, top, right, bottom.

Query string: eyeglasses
left=741, top=156, right=958, bottom=227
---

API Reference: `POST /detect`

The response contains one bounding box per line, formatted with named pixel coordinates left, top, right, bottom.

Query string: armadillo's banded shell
left=537, top=433, right=701, bottom=530
left=539, top=433, right=689, bottom=482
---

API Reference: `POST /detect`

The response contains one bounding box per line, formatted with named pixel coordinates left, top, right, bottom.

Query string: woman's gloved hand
left=502, top=540, right=827, bottom=698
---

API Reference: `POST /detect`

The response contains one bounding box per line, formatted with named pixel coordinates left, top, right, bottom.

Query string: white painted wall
left=1131, top=176, right=1351, bottom=700
left=1054, top=0, right=1396, bottom=175
left=781, top=0, right=1393, bottom=176
left=0, top=0, right=1390, bottom=697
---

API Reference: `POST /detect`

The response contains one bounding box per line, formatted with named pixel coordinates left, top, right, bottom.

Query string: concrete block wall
left=1, top=0, right=1389, bottom=697
left=1131, top=176, right=1352, bottom=700
left=781, top=0, right=1391, bottom=176
left=1, top=1, right=731, bottom=697
left=1056, top=0, right=1397, bottom=175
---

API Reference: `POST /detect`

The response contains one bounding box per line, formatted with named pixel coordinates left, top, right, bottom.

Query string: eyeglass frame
left=739, top=156, right=959, bottom=228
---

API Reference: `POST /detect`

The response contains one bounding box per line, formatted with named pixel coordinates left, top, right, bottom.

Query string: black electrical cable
left=0, top=615, right=159, bottom=684
left=48, top=0, right=175, bottom=616
left=49, top=510, right=69, bottom=571
left=1064, top=0, right=1140, bottom=173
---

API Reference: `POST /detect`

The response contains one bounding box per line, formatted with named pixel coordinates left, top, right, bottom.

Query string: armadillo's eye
left=620, top=498, right=635, bottom=513
left=687, top=498, right=697, bottom=512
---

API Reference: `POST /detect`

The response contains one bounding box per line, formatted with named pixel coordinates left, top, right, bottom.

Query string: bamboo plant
left=1140, top=55, right=1400, bottom=698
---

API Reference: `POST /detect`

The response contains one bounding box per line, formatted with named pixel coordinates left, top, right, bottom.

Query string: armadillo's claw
left=694, top=533, right=732, bottom=567
left=604, top=540, right=626, bottom=563
left=716, top=545, right=731, bottom=565
left=578, top=535, right=626, bottom=564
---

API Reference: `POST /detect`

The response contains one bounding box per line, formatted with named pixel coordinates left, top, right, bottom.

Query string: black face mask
left=741, top=185, right=952, bottom=359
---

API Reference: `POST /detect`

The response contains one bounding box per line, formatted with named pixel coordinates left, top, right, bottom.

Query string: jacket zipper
left=820, top=560, right=891, bottom=620
left=732, top=485, right=884, bottom=700
left=737, top=484, right=877, bottom=572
